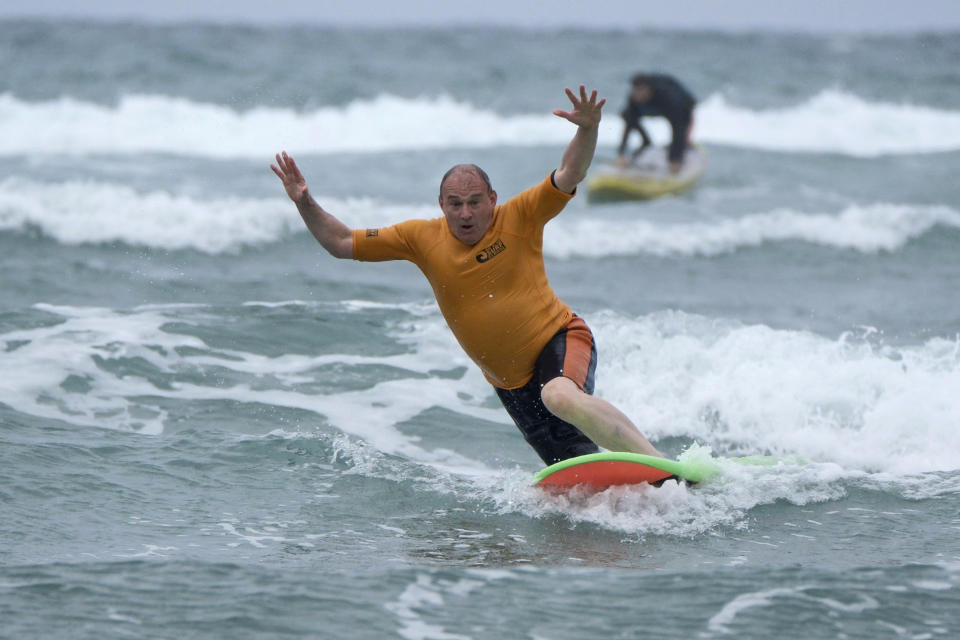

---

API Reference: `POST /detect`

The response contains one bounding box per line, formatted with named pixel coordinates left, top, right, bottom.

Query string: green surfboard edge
left=532, top=451, right=717, bottom=485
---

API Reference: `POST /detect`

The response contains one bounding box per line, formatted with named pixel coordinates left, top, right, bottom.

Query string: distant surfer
left=616, top=73, right=697, bottom=173
left=271, top=85, right=663, bottom=465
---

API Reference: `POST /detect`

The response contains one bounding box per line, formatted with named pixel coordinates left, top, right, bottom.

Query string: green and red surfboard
left=533, top=450, right=784, bottom=492
left=533, top=452, right=712, bottom=491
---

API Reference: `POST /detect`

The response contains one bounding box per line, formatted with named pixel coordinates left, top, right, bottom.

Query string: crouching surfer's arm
left=270, top=151, right=353, bottom=259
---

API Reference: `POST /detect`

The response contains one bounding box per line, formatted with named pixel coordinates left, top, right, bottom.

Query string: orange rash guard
left=352, top=174, right=574, bottom=389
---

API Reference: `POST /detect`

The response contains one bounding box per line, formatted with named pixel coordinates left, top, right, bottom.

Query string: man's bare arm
left=552, top=86, right=606, bottom=194
left=270, top=151, right=353, bottom=259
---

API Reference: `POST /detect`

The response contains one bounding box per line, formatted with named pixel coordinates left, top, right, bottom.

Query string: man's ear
left=490, top=190, right=497, bottom=206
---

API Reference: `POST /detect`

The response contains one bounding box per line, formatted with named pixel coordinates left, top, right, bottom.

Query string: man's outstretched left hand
left=553, top=85, right=605, bottom=130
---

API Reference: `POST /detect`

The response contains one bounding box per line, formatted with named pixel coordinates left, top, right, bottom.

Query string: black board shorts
left=495, top=316, right=601, bottom=465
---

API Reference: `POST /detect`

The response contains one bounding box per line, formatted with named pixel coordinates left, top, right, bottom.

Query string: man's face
left=630, top=83, right=653, bottom=104
left=439, top=171, right=497, bottom=246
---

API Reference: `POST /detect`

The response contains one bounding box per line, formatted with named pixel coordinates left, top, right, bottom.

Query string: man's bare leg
left=540, top=376, right=663, bottom=457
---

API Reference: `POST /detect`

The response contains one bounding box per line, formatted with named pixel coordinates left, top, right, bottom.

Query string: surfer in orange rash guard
left=271, top=85, right=663, bottom=465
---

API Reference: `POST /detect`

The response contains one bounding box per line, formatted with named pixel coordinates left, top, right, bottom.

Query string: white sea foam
left=6, top=302, right=959, bottom=535
left=484, top=446, right=851, bottom=537
left=482, top=309, right=960, bottom=534
left=0, top=302, right=496, bottom=473
left=590, top=309, right=960, bottom=475
left=6, top=303, right=959, bottom=477
left=545, top=202, right=960, bottom=258
left=0, top=177, right=434, bottom=253
left=705, top=585, right=880, bottom=635
left=0, top=92, right=557, bottom=157
left=2, top=177, right=956, bottom=255
left=697, top=89, right=960, bottom=156
left=2, top=89, right=959, bottom=158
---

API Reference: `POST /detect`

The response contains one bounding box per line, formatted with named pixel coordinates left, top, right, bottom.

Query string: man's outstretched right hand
left=271, top=151, right=310, bottom=205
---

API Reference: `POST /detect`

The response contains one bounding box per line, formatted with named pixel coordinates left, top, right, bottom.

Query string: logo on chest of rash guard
left=476, top=238, right=506, bottom=263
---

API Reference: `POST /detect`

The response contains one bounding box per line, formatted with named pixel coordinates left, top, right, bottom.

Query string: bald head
left=439, top=164, right=493, bottom=199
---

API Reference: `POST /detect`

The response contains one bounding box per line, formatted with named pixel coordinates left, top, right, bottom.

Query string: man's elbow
left=317, top=234, right=354, bottom=259
left=329, top=238, right=354, bottom=260
left=553, top=168, right=584, bottom=194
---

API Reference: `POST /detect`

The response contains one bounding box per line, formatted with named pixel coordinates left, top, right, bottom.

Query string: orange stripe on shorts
left=561, top=316, right=595, bottom=391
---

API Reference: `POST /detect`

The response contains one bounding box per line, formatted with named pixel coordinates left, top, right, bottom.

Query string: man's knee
left=540, top=377, right=581, bottom=419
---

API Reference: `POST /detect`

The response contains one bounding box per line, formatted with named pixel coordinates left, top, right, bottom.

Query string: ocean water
left=2, top=19, right=960, bottom=639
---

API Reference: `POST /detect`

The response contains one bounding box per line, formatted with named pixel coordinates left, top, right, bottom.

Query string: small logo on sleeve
left=365, top=228, right=379, bottom=237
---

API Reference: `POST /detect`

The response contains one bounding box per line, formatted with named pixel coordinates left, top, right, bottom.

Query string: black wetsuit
left=618, top=74, right=696, bottom=165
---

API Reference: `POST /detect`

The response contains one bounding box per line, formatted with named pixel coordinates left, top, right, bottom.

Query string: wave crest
left=545, top=202, right=960, bottom=258
left=2, top=177, right=956, bottom=255
left=2, top=89, right=959, bottom=158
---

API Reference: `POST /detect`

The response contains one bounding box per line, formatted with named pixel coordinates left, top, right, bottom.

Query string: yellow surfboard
left=587, top=146, right=707, bottom=203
